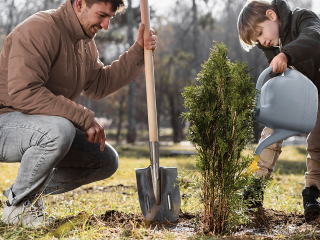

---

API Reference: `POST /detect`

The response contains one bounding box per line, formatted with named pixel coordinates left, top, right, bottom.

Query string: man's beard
left=80, top=8, right=94, bottom=38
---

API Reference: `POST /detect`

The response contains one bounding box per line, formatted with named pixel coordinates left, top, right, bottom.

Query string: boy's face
left=255, top=10, right=280, bottom=47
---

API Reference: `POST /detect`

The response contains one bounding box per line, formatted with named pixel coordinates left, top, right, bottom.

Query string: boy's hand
left=270, top=53, right=288, bottom=73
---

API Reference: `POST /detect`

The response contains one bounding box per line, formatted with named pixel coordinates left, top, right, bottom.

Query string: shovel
left=135, top=0, right=181, bottom=222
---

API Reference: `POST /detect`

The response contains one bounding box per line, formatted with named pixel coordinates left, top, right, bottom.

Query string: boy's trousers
left=256, top=96, right=320, bottom=190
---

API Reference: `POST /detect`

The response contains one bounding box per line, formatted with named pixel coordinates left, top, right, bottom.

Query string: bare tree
left=0, top=0, right=63, bottom=36
left=126, top=0, right=137, bottom=143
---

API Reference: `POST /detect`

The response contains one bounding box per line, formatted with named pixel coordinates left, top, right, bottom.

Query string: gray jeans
left=0, top=112, right=119, bottom=206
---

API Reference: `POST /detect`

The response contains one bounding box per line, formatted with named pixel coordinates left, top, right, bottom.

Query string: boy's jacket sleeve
left=281, top=10, right=320, bottom=66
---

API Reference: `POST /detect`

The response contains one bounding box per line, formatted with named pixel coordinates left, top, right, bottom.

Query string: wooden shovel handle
left=140, top=0, right=158, bottom=142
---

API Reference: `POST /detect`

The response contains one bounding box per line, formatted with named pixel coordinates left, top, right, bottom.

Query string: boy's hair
left=71, top=0, right=125, bottom=12
left=237, top=0, right=279, bottom=51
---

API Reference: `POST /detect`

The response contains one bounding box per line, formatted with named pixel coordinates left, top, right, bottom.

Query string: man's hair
left=71, top=0, right=125, bottom=12
left=237, top=0, right=279, bottom=51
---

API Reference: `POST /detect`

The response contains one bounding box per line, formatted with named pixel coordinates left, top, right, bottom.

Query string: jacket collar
left=58, top=0, right=92, bottom=44
left=273, top=0, right=292, bottom=41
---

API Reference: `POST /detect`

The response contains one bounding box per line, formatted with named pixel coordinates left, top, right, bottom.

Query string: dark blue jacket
left=257, top=0, right=320, bottom=89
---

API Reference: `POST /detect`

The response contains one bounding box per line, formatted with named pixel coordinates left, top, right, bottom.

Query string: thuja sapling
left=182, top=42, right=261, bottom=234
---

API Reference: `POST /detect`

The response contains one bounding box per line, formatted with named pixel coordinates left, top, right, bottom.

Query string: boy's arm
left=281, top=10, right=320, bottom=65
left=257, top=44, right=281, bottom=77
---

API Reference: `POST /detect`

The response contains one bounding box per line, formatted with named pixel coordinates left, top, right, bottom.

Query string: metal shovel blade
left=135, top=166, right=181, bottom=222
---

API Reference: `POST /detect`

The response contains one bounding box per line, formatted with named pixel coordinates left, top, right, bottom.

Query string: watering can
left=246, top=66, right=318, bottom=174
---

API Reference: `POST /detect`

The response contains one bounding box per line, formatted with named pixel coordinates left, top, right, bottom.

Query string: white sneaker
left=1, top=197, right=54, bottom=228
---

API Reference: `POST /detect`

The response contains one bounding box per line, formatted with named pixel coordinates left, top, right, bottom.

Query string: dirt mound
left=101, top=210, right=196, bottom=232
left=251, top=208, right=306, bottom=229
left=236, top=208, right=320, bottom=237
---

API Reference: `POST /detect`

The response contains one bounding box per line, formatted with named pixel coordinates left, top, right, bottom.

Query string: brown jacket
left=0, top=0, right=144, bottom=131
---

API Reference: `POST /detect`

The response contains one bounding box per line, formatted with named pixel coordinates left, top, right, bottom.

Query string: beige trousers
left=256, top=98, right=320, bottom=189
left=255, top=127, right=283, bottom=178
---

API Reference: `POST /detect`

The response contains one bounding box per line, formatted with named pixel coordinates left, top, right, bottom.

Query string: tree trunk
left=116, top=95, right=126, bottom=144
left=168, top=93, right=183, bottom=143
left=192, top=0, right=201, bottom=72
left=6, top=0, right=15, bottom=35
left=126, top=0, right=137, bottom=143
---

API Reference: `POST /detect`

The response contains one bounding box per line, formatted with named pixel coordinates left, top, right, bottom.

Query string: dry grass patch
left=0, top=144, right=317, bottom=239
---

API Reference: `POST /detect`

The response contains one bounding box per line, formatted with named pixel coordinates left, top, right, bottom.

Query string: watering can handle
left=256, top=66, right=291, bottom=108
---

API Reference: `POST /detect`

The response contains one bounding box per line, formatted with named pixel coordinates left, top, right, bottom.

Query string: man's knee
left=98, top=145, right=119, bottom=179
left=44, top=117, right=76, bottom=151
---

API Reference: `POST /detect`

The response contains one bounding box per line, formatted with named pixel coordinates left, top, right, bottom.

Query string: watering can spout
left=246, top=129, right=299, bottom=174
left=245, top=129, right=299, bottom=175
left=254, top=129, right=300, bottom=157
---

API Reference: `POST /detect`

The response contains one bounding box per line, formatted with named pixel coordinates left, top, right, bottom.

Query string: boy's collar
left=273, top=0, right=292, bottom=39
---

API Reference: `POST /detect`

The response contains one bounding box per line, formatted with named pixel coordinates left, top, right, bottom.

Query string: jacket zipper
left=73, top=41, right=83, bottom=97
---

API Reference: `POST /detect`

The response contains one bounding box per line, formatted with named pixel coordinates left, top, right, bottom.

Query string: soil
left=52, top=208, right=320, bottom=238
left=236, top=207, right=320, bottom=238
left=51, top=184, right=320, bottom=239
left=99, top=208, right=320, bottom=238
left=51, top=209, right=197, bottom=238
left=101, top=210, right=197, bottom=233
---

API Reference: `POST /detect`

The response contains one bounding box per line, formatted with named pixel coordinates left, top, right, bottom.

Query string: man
left=0, top=0, right=157, bottom=227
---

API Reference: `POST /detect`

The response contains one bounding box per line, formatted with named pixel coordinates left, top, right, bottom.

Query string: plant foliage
left=181, top=42, right=257, bottom=234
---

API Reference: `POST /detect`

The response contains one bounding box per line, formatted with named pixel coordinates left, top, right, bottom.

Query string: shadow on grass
left=114, top=144, right=196, bottom=159
left=296, top=147, right=307, bottom=156
left=274, top=159, right=306, bottom=175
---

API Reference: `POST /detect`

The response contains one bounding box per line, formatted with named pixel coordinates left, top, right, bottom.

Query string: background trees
left=0, top=0, right=315, bottom=143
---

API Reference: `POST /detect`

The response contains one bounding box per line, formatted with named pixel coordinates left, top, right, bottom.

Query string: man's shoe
left=1, top=197, right=54, bottom=228
left=243, top=178, right=264, bottom=209
left=302, top=185, right=320, bottom=222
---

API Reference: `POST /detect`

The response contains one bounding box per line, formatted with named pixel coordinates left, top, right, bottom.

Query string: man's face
left=77, top=1, right=116, bottom=38
left=255, top=20, right=280, bottom=47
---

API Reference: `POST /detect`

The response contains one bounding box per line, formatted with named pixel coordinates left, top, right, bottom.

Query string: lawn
left=0, top=144, right=316, bottom=239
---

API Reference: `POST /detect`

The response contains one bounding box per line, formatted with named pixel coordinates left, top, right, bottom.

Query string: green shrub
left=181, top=42, right=257, bottom=234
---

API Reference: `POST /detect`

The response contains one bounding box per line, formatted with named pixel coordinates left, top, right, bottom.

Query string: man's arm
left=83, top=24, right=157, bottom=99
left=83, top=41, right=144, bottom=100
left=7, top=26, right=94, bottom=132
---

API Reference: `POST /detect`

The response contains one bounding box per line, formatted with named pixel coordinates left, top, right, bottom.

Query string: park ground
left=0, top=141, right=320, bottom=239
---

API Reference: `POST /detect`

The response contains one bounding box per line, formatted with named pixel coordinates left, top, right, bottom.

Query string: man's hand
left=136, top=23, right=157, bottom=55
left=270, top=52, right=288, bottom=73
left=85, top=118, right=106, bottom=152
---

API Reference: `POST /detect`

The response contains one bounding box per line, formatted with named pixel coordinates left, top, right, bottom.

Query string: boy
left=238, top=0, right=320, bottom=222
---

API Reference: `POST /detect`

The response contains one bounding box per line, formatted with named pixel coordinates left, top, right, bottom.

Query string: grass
left=0, top=144, right=312, bottom=239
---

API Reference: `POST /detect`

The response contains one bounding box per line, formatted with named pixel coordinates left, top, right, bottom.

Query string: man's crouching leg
left=0, top=112, right=76, bottom=227
left=41, top=129, right=119, bottom=196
